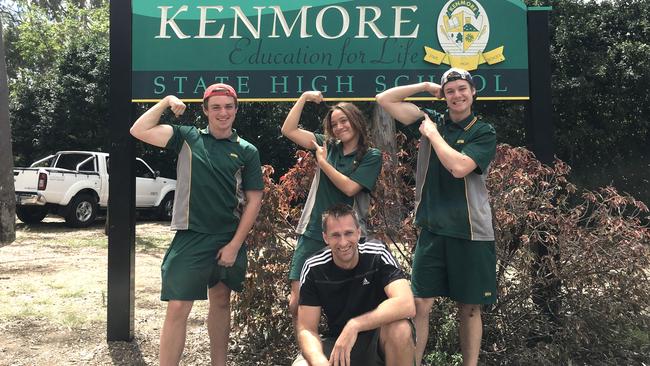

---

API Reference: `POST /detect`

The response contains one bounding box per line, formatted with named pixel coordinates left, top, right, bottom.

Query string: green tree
left=513, top=0, right=650, bottom=203
left=6, top=1, right=109, bottom=165
left=550, top=0, right=649, bottom=203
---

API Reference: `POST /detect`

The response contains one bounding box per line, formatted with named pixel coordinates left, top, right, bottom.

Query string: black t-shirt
left=299, top=240, right=407, bottom=336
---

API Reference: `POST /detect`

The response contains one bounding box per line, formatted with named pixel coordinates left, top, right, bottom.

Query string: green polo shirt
left=410, top=109, right=496, bottom=241
left=165, top=125, right=264, bottom=235
left=296, top=133, right=382, bottom=240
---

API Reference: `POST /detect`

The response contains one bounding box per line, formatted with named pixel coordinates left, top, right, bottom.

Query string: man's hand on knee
left=330, top=320, right=360, bottom=365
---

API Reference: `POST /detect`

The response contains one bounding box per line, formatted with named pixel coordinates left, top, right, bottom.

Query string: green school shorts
left=289, top=235, right=327, bottom=281
left=161, top=230, right=247, bottom=301
left=411, top=229, right=496, bottom=304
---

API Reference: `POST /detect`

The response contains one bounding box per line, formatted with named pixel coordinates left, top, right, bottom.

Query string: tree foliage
left=5, top=0, right=108, bottom=166
left=521, top=0, right=650, bottom=202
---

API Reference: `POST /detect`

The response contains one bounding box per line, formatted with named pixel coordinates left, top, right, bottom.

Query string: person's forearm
left=377, top=82, right=429, bottom=103
left=317, top=159, right=362, bottom=197
left=228, top=190, right=263, bottom=249
left=298, top=329, right=329, bottom=365
left=346, top=295, right=415, bottom=334
left=425, top=130, right=476, bottom=178
left=376, top=83, right=432, bottom=125
left=281, top=93, right=319, bottom=149
left=130, top=95, right=179, bottom=148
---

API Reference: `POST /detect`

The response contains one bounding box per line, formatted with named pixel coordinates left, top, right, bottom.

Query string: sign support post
left=526, top=7, right=554, bottom=164
left=107, top=0, right=136, bottom=341
left=526, top=7, right=559, bottom=322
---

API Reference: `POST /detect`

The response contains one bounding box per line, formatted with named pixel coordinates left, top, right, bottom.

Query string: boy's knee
left=166, top=300, right=193, bottom=321
left=209, top=283, right=231, bottom=309
left=414, top=297, right=435, bottom=315
left=457, top=303, right=481, bottom=318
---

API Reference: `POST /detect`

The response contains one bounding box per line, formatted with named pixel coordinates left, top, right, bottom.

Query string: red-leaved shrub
left=231, top=143, right=650, bottom=365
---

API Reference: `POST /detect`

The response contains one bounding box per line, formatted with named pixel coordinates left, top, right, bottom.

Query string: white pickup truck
left=13, top=151, right=176, bottom=227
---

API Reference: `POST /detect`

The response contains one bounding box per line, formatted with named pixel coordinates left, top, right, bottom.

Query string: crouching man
left=293, top=203, right=416, bottom=366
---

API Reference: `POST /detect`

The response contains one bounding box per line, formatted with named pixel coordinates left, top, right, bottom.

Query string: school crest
left=424, top=0, right=505, bottom=71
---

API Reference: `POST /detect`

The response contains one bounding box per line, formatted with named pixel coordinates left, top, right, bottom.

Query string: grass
left=0, top=217, right=174, bottom=331
left=0, top=218, right=180, bottom=365
left=0, top=261, right=106, bottom=328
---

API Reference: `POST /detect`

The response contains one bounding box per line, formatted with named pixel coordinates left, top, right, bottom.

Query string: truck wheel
left=65, top=194, right=97, bottom=228
left=16, top=206, right=48, bottom=224
left=157, top=192, right=174, bottom=221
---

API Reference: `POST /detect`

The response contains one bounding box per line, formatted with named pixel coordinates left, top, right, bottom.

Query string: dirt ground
left=0, top=217, right=223, bottom=366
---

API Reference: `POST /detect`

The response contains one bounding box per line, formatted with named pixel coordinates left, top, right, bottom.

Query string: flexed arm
left=281, top=91, right=324, bottom=149
left=130, top=95, right=185, bottom=148
left=375, top=82, right=441, bottom=125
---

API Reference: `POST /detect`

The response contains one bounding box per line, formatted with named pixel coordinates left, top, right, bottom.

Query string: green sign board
left=132, top=0, right=529, bottom=102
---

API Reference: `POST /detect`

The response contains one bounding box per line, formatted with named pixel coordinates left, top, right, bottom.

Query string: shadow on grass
left=0, top=263, right=57, bottom=276
left=108, top=340, right=148, bottom=366
left=135, top=236, right=167, bottom=251
left=16, top=217, right=107, bottom=233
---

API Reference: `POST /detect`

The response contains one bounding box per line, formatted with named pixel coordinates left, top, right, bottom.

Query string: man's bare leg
left=208, top=282, right=232, bottom=366
left=160, top=300, right=194, bottom=366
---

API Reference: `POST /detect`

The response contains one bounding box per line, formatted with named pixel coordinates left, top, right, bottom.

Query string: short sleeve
left=400, top=108, right=442, bottom=139
left=242, top=146, right=264, bottom=191
left=348, top=148, right=382, bottom=191
left=299, top=270, right=321, bottom=306
left=364, top=240, right=407, bottom=288
left=164, top=124, right=188, bottom=153
left=314, top=133, right=326, bottom=146
left=401, top=119, right=421, bottom=140
left=462, top=123, right=496, bottom=175
left=379, top=254, right=407, bottom=288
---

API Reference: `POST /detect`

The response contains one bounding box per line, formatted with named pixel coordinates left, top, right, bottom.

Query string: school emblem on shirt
left=424, top=0, right=505, bottom=71
left=362, top=278, right=370, bottom=286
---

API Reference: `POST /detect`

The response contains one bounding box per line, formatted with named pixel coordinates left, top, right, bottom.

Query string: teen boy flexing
left=130, top=83, right=263, bottom=366
left=376, top=68, right=497, bottom=366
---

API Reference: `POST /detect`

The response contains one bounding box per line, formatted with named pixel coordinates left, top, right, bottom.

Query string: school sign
left=132, top=0, right=529, bottom=101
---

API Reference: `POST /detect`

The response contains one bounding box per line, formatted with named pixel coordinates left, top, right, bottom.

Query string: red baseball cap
left=203, top=83, right=238, bottom=103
